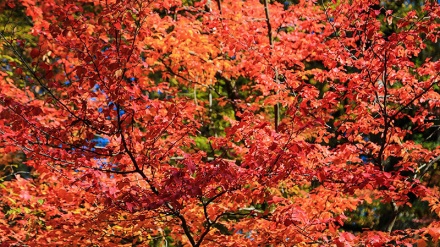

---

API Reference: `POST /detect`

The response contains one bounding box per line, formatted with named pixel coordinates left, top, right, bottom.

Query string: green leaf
left=212, top=223, right=232, bottom=235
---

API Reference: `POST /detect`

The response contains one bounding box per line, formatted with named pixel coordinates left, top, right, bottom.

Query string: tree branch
left=263, top=0, right=280, bottom=132
left=378, top=52, right=389, bottom=169
left=116, top=103, right=198, bottom=246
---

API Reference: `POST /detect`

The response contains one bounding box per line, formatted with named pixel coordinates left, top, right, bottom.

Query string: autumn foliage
left=1, top=0, right=440, bottom=246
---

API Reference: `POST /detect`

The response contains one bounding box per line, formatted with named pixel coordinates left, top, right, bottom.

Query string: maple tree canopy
left=1, top=0, right=440, bottom=246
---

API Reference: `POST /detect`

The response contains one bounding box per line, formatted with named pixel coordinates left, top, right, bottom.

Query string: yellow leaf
left=115, top=69, right=123, bottom=78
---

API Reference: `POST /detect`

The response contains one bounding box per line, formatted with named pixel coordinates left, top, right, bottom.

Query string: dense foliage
left=1, top=0, right=440, bottom=246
